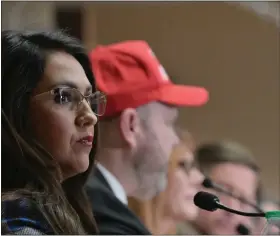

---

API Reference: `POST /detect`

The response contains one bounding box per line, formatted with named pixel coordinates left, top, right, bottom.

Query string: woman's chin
left=62, top=157, right=90, bottom=180
left=76, top=157, right=90, bottom=174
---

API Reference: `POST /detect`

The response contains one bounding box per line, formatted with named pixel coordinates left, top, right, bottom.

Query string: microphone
left=194, top=191, right=265, bottom=217
left=193, top=191, right=219, bottom=211
left=236, top=224, right=251, bottom=235
left=202, top=178, right=264, bottom=213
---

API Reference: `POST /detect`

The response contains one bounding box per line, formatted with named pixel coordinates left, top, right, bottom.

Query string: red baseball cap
left=89, top=40, right=209, bottom=117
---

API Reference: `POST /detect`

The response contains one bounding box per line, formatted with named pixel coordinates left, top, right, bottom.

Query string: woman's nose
left=76, top=101, right=98, bottom=128
left=193, top=168, right=204, bottom=186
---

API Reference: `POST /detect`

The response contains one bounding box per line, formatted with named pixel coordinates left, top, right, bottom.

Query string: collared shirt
left=96, top=163, right=128, bottom=205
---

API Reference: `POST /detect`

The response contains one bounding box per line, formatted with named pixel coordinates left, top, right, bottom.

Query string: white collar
left=96, top=163, right=128, bottom=205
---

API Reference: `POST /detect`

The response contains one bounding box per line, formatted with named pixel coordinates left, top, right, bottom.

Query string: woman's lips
left=77, top=135, right=93, bottom=146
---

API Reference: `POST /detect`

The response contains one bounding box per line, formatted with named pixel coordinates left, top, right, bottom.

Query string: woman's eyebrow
left=49, top=81, right=92, bottom=92
left=49, top=81, right=78, bottom=90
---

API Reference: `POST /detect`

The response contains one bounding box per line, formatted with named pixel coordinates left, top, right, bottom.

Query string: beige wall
left=1, top=1, right=55, bottom=30
left=2, top=2, right=279, bottom=198
left=87, top=2, right=279, bottom=197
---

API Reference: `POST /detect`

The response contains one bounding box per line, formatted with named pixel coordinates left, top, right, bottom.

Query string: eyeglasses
left=33, top=87, right=107, bottom=116
left=213, top=184, right=264, bottom=213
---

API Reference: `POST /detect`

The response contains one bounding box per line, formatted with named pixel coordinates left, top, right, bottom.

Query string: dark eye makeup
left=53, top=87, right=74, bottom=105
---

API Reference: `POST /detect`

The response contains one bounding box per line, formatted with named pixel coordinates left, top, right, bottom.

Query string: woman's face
left=29, top=51, right=98, bottom=180
left=166, top=145, right=204, bottom=221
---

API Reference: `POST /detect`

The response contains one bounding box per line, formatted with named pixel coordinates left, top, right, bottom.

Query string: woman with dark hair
left=1, top=30, right=106, bottom=234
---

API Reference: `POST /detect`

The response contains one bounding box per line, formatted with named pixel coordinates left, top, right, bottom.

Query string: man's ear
left=119, top=108, right=141, bottom=149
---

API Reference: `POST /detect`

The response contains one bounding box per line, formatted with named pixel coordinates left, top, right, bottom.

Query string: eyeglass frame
left=211, top=183, right=264, bottom=214
left=32, top=87, right=107, bottom=116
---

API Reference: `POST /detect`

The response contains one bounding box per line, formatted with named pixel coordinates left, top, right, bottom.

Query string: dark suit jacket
left=86, top=168, right=151, bottom=235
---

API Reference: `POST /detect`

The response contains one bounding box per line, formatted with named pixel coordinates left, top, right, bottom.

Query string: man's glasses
left=34, top=87, right=107, bottom=116
left=212, top=184, right=264, bottom=213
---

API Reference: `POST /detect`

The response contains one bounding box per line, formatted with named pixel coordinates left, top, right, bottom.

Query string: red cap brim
left=158, top=84, right=209, bottom=107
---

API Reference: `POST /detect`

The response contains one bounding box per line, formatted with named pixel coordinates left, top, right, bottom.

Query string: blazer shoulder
left=86, top=179, right=151, bottom=235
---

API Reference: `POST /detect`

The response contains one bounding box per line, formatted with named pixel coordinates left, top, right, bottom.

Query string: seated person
left=178, top=141, right=261, bottom=235
left=1, top=30, right=105, bottom=234
left=86, top=40, right=208, bottom=234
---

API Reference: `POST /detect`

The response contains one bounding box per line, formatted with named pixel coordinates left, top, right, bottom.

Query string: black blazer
left=86, top=168, right=151, bottom=235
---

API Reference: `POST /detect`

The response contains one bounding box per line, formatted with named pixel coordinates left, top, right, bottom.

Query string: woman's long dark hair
left=1, top=30, right=98, bottom=234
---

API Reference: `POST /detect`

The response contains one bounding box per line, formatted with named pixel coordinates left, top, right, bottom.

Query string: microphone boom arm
left=216, top=201, right=265, bottom=217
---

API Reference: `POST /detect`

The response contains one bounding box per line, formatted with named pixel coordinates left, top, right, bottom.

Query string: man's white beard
left=135, top=171, right=168, bottom=201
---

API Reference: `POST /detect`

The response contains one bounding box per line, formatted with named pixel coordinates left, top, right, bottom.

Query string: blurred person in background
left=86, top=40, right=209, bottom=234
left=128, top=128, right=204, bottom=234
left=178, top=141, right=261, bottom=235
left=1, top=30, right=105, bottom=234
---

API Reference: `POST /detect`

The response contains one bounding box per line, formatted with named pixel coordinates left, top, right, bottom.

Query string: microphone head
left=202, top=177, right=214, bottom=188
left=194, top=191, right=220, bottom=212
left=236, top=224, right=250, bottom=235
